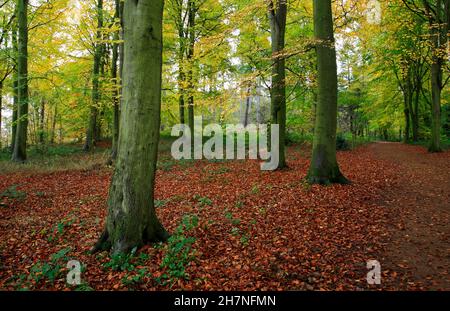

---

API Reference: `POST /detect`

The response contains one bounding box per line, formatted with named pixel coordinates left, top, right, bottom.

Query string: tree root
left=90, top=226, right=170, bottom=255
left=90, top=230, right=111, bottom=254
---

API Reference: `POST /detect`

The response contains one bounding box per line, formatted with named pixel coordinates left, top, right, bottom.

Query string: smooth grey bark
left=93, top=0, right=168, bottom=255
left=307, top=0, right=348, bottom=185
left=268, top=0, right=287, bottom=169
left=11, top=0, right=28, bottom=162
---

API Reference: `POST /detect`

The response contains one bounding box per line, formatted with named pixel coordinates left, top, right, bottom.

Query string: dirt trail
left=369, top=142, right=450, bottom=290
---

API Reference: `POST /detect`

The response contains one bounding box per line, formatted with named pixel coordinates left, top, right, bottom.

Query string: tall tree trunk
left=412, top=87, right=420, bottom=142
left=96, top=53, right=107, bottom=142
left=403, top=98, right=411, bottom=143
left=84, top=0, right=103, bottom=152
left=39, top=98, right=45, bottom=144
left=307, top=0, right=348, bottom=185
left=244, top=87, right=251, bottom=127
left=0, top=82, right=2, bottom=149
left=187, top=0, right=195, bottom=144
left=11, top=76, right=18, bottom=152
left=429, top=60, right=442, bottom=152
left=12, top=0, right=28, bottom=162
left=50, top=104, right=57, bottom=144
left=176, top=2, right=186, bottom=125
left=403, top=83, right=412, bottom=143
left=268, top=0, right=287, bottom=169
left=10, top=3, right=18, bottom=153
left=428, top=0, right=447, bottom=152
left=92, top=0, right=168, bottom=255
left=110, top=0, right=121, bottom=162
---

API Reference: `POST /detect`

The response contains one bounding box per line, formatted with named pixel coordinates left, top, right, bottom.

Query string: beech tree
left=93, top=0, right=168, bottom=255
left=268, top=0, right=287, bottom=169
left=11, top=0, right=28, bottom=162
left=110, top=0, right=122, bottom=161
left=307, top=0, right=348, bottom=185
left=401, top=0, right=450, bottom=152
left=83, top=0, right=104, bottom=152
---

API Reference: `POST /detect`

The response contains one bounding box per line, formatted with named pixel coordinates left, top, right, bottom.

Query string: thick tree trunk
left=93, top=0, right=168, bottom=255
left=268, top=0, right=287, bottom=169
left=307, top=0, right=348, bottom=185
left=427, top=0, right=447, bottom=152
left=84, top=0, right=103, bottom=152
left=12, top=0, right=28, bottom=162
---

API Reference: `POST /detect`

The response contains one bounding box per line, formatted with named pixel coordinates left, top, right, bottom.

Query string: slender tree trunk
left=176, top=4, right=186, bottom=125
left=268, top=0, right=287, bottom=169
left=10, top=3, right=18, bottom=153
left=307, top=0, right=348, bottom=185
left=84, top=0, right=103, bottom=152
left=256, top=79, right=262, bottom=124
left=244, top=88, right=251, bottom=127
left=93, top=0, right=168, bottom=255
left=187, top=0, right=195, bottom=143
left=39, top=98, right=45, bottom=144
left=0, top=82, right=2, bottom=149
left=179, top=91, right=186, bottom=124
left=96, top=53, right=107, bottom=142
left=11, top=76, right=18, bottom=152
left=110, top=0, right=121, bottom=162
left=412, top=87, right=420, bottom=142
left=50, top=104, right=57, bottom=144
left=12, top=0, right=28, bottom=162
left=403, top=91, right=411, bottom=143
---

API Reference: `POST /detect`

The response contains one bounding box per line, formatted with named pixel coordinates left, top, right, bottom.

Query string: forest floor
left=0, top=141, right=448, bottom=291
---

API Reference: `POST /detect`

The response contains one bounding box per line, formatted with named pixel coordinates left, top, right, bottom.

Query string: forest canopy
left=0, top=0, right=448, bottom=153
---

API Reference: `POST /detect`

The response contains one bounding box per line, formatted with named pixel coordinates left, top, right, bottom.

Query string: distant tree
left=268, top=0, right=287, bottom=169
left=110, top=0, right=122, bottom=162
left=402, top=0, right=450, bottom=152
left=11, top=0, right=28, bottom=162
left=84, top=0, right=104, bottom=152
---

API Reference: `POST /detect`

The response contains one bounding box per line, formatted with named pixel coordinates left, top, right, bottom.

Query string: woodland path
left=370, top=142, right=450, bottom=290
